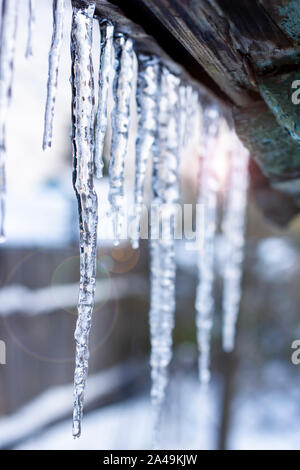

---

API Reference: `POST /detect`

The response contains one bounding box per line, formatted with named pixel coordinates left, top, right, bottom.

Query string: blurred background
left=1, top=0, right=300, bottom=450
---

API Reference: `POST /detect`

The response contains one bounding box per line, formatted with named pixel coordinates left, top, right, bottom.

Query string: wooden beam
left=94, top=0, right=231, bottom=105
left=94, top=0, right=300, bottom=223
left=108, top=0, right=300, bottom=106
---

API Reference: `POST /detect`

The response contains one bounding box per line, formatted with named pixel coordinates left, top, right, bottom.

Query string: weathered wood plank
left=95, top=0, right=229, bottom=105
left=108, top=0, right=300, bottom=106
left=111, top=0, right=255, bottom=105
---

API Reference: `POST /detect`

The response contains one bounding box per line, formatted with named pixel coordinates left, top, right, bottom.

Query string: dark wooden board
left=108, top=0, right=300, bottom=106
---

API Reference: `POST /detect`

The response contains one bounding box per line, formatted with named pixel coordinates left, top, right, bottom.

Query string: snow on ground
left=8, top=374, right=217, bottom=450
left=5, top=359, right=300, bottom=451
left=4, top=366, right=300, bottom=450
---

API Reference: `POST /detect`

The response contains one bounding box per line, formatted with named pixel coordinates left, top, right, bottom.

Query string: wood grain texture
left=95, top=0, right=230, bottom=105
left=107, top=0, right=300, bottom=106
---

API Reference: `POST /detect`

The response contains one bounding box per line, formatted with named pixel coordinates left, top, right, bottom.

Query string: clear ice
left=184, top=85, right=198, bottom=146
left=132, top=54, right=159, bottom=249
left=25, top=0, right=35, bottom=58
left=70, top=0, right=98, bottom=439
left=0, top=0, right=18, bottom=242
left=149, top=66, right=180, bottom=447
left=94, top=20, right=114, bottom=178
left=108, top=33, right=134, bottom=245
left=42, top=0, right=65, bottom=150
left=195, top=106, right=220, bottom=385
left=222, top=132, right=249, bottom=352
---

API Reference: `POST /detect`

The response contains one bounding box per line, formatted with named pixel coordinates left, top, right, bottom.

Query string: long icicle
left=150, top=66, right=180, bottom=448
left=131, top=54, right=159, bottom=249
left=25, top=0, right=35, bottom=58
left=195, top=106, right=220, bottom=385
left=42, top=0, right=65, bottom=150
left=222, top=132, right=249, bottom=352
left=0, top=0, right=18, bottom=242
left=70, top=0, right=97, bottom=439
left=108, top=33, right=134, bottom=245
left=94, top=20, right=114, bottom=178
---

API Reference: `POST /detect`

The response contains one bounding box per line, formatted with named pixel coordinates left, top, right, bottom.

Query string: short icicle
left=70, top=0, right=98, bottom=439
left=94, top=20, right=114, bottom=178
left=0, top=0, right=19, bottom=242
left=184, top=85, right=198, bottom=146
left=178, top=84, right=188, bottom=160
left=131, top=54, right=159, bottom=249
left=42, top=0, right=65, bottom=150
left=222, top=132, right=249, bottom=352
left=108, top=33, right=134, bottom=245
left=149, top=66, right=180, bottom=448
left=195, top=106, right=220, bottom=385
left=25, top=0, right=35, bottom=58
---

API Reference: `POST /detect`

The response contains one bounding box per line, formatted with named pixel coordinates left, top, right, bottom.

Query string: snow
left=11, top=374, right=217, bottom=450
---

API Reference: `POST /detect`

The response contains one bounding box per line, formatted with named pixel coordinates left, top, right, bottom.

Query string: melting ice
left=132, top=54, right=159, bottom=249
left=0, top=0, right=251, bottom=445
left=149, top=66, right=181, bottom=447
left=70, top=0, right=98, bottom=438
left=94, top=20, right=114, bottom=178
left=43, top=0, right=65, bottom=150
left=108, top=33, right=134, bottom=245
left=195, top=106, right=220, bottom=385
left=222, top=133, right=249, bottom=352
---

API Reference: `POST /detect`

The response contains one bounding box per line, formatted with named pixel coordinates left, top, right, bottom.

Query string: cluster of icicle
left=195, top=111, right=250, bottom=389
left=0, top=0, right=250, bottom=446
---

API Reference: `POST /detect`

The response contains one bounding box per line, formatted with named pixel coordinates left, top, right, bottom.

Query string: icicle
left=131, top=54, right=159, bottom=249
left=0, top=0, right=18, bottom=242
left=184, top=86, right=198, bottom=146
left=108, top=33, right=134, bottom=245
left=222, top=132, right=249, bottom=353
left=25, top=0, right=35, bottom=58
left=149, top=66, right=180, bottom=448
left=195, top=106, right=220, bottom=385
left=94, top=20, right=114, bottom=178
left=70, top=0, right=97, bottom=439
left=42, top=0, right=65, bottom=150
left=178, top=84, right=188, bottom=157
